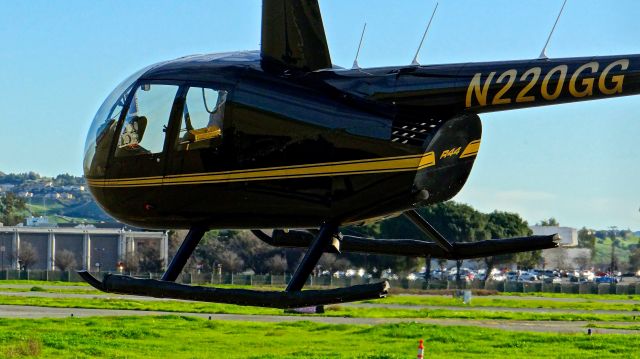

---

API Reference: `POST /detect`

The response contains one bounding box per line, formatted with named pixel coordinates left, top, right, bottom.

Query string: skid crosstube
left=78, top=271, right=389, bottom=309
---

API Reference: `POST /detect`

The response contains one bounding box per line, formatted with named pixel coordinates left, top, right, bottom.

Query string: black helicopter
left=80, top=0, right=640, bottom=308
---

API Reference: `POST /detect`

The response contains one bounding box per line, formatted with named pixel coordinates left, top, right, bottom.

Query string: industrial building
left=0, top=225, right=168, bottom=271
left=530, top=226, right=591, bottom=269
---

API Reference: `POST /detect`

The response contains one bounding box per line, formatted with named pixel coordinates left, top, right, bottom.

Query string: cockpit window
left=115, top=84, right=179, bottom=157
left=176, top=87, right=227, bottom=151
left=83, top=65, right=152, bottom=177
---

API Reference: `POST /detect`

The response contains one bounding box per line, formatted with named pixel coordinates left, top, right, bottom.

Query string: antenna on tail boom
left=411, top=2, right=439, bottom=66
left=539, top=0, right=568, bottom=60
left=352, top=23, right=367, bottom=69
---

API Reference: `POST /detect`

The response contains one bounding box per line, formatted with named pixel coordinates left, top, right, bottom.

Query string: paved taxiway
left=0, top=304, right=637, bottom=335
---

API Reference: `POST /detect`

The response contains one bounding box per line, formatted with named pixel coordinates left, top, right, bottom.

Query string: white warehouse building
left=0, top=226, right=168, bottom=271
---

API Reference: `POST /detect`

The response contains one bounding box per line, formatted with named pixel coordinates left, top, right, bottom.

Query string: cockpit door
left=165, top=85, right=230, bottom=174
left=105, top=83, right=181, bottom=219
left=162, top=85, right=231, bottom=222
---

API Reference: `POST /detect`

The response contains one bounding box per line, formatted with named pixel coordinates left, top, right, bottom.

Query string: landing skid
left=78, top=271, right=388, bottom=309
left=79, top=221, right=389, bottom=308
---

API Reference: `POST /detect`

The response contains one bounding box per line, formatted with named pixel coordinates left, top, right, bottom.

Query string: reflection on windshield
left=83, top=66, right=152, bottom=177
left=115, top=84, right=179, bottom=157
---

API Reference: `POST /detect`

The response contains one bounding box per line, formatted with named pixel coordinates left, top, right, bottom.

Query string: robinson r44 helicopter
left=80, top=0, right=639, bottom=308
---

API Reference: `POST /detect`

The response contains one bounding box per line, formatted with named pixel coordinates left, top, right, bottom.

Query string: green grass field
left=367, top=296, right=640, bottom=312
left=0, top=281, right=639, bottom=357
left=0, top=316, right=638, bottom=358
left=0, top=280, right=89, bottom=286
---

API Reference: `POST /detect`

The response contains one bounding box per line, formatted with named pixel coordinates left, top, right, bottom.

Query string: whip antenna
left=411, top=2, right=439, bottom=66
left=352, top=23, right=367, bottom=69
left=539, top=0, right=568, bottom=59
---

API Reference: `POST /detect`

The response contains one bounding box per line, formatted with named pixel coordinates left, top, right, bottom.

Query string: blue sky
left=0, top=1, right=638, bottom=230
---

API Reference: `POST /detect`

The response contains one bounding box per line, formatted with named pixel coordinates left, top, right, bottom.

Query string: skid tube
left=78, top=271, right=389, bottom=309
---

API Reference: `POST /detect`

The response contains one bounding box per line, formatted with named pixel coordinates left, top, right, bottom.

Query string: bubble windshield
left=83, top=66, right=153, bottom=178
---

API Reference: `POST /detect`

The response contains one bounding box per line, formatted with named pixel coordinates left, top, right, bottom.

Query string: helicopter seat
left=117, top=116, right=150, bottom=155
left=187, top=125, right=221, bottom=143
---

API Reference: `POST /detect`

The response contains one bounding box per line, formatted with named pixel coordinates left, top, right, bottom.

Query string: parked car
left=581, top=271, right=595, bottom=281
left=518, top=272, right=538, bottom=282
left=431, top=269, right=446, bottom=279
left=595, top=276, right=620, bottom=284
left=381, top=269, right=399, bottom=281
left=544, top=277, right=562, bottom=284
left=544, top=270, right=560, bottom=278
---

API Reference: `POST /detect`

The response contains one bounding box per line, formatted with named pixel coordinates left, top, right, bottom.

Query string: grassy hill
left=593, top=236, right=639, bottom=269
left=25, top=198, right=111, bottom=224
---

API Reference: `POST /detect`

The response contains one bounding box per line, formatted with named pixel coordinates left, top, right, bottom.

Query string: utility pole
left=609, top=226, right=617, bottom=275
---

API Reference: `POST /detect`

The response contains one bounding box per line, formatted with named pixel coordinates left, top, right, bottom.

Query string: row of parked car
left=409, top=268, right=629, bottom=283
left=321, top=267, right=637, bottom=283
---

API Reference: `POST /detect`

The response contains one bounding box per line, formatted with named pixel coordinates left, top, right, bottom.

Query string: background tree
left=18, top=243, right=38, bottom=270
left=0, top=193, right=26, bottom=226
left=53, top=173, right=85, bottom=186
left=483, top=211, right=532, bottom=285
left=574, top=252, right=591, bottom=270
left=343, top=222, right=418, bottom=274
left=123, top=254, right=139, bottom=273
left=137, top=244, right=163, bottom=272
left=421, top=202, right=489, bottom=287
left=537, top=218, right=559, bottom=226
left=514, top=249, right=543, bottom=270
left=629, top=248, right=640, bottom=272
left=578, top=227, right=597, bottom=260
left=318, top=253, right=351, bottom=274
left=226, top=231, right=274, bottom=273
left=216, top=250, right=244, bottom=273
left=54, top=250, right=77, bottom=271
left=552, top=247, right=568, bottom=271
left=264, top=254, right=288, bottom=274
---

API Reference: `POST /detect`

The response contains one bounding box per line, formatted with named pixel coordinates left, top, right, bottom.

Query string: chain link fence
left=1, top=270, right=638, bottom=295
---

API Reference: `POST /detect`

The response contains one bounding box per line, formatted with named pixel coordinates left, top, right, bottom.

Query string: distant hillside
left=61, top=199, right=112, bottom=221
left=2, top=171, right=114, bottom=223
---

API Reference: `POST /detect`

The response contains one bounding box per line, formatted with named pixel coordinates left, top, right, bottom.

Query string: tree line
left=167, top=201, right=540, bottom=276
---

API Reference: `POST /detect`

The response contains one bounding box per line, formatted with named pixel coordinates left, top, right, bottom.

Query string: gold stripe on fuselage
left=459, top=140, right=481, bottom=158
left=87, top=151, right=444, bottom=188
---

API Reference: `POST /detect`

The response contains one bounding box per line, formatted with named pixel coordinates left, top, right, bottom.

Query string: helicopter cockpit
left=84, top=66, right=229, bottom=184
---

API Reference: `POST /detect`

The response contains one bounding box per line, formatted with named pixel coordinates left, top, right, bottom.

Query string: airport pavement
left=344, top=303, right=640, bottom=316
left=0, top=304, right=637, bottom=335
